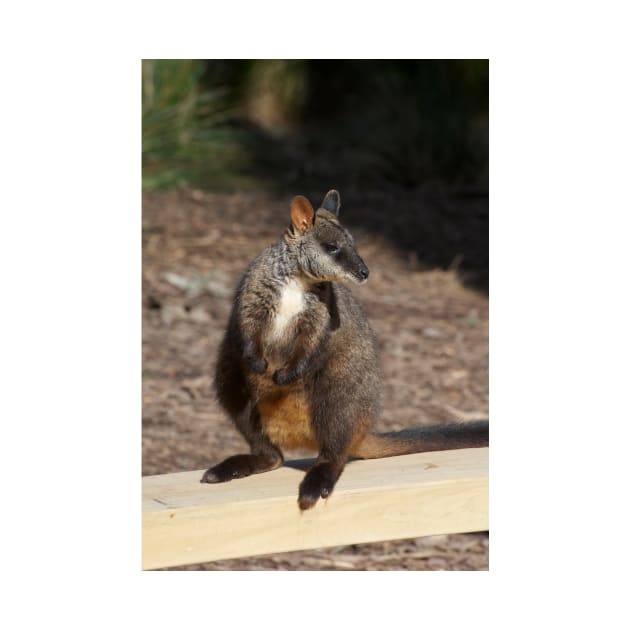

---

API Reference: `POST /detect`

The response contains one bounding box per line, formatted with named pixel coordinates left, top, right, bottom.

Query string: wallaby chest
left=251, top=279, right=325, bottom=451
left=269, top=278, right=306, bottom=341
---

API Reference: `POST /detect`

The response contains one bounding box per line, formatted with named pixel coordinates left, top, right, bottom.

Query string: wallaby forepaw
left=244, top=353, right=267, bottom=375
left=273, top=366, right=299, bottom=385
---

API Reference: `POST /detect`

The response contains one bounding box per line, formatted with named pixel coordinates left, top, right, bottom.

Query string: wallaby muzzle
left=348, top=253, right=369, bottom=284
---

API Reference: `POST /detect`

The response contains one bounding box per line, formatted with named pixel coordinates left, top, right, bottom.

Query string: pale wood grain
left=142, top=447, right=488, bottom=570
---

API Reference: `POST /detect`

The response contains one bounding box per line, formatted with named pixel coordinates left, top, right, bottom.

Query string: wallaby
left=201, top=190, right=488, bottom=510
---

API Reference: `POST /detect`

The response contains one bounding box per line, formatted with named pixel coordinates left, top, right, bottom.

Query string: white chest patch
left=271, top=278, right=306, bottom=339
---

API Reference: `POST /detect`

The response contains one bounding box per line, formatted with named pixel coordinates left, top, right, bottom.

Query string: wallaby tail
left=350, top=420, right=489, bottom=459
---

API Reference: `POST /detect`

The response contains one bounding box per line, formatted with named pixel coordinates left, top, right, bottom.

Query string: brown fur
left=200, top=190, right=488, bottom=509
left=258, top=391, right=318, bottom=451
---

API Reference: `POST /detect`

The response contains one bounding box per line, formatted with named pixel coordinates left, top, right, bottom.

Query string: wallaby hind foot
left=201, top=451, right=283, bottom=483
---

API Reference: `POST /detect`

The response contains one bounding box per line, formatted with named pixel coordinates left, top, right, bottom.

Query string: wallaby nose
left=359, top=266, right=369, bottom=280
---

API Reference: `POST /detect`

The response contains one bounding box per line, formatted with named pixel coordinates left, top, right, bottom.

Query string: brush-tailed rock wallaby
left=201, top=190, right=488, bottom=510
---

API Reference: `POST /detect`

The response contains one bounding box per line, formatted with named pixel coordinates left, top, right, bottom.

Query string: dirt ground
left=142, top=189, right=489, bottom=571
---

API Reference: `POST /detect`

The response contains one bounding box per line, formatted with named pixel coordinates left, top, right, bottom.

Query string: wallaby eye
left=323, top=243, right=340, bottom=254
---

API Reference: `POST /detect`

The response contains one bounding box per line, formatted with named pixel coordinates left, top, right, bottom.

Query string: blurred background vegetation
left=142, top=60, right=488, bottom=193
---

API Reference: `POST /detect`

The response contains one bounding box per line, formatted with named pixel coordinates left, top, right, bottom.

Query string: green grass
left=142, top=60, right=260, bottom=191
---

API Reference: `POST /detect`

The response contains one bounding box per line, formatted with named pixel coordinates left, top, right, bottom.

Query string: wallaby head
left=286, top=190, right=369, bottom=285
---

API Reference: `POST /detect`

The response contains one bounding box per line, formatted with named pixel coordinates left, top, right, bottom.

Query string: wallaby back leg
left=297, top=352, right=377, bottom=509
left=298, top=397, right=365, bottom=509
left=298, top=457, right=347, bottom=510
left=204, top=347, right=284, bottom=483
left=201, top=406, right=283, bottom=483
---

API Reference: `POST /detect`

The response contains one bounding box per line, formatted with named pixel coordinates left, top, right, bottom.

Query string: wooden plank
left=142, top=447, right=488, bottom=570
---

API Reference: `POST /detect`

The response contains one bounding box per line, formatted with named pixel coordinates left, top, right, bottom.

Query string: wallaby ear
left=290, top=195, right=315, bottom=234
left=320, top=189, right=341, bottom=216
